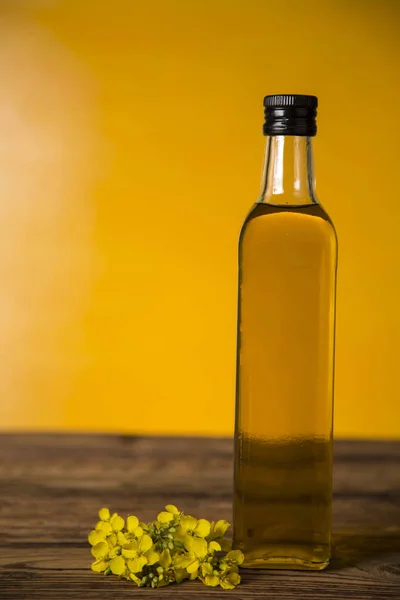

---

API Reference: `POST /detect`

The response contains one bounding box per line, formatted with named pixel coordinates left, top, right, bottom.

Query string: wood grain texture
left=0, top=435, right=399, bottom=599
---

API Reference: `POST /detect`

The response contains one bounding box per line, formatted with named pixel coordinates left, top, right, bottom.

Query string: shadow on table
left=331, top=530, right=400, bottom=571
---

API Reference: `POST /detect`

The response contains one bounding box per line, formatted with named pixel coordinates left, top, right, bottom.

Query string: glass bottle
left=233, top=95, right=338, bottom=570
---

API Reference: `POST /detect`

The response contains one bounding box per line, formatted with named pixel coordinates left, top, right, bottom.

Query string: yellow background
left=0, top=0, right=399, bottom=438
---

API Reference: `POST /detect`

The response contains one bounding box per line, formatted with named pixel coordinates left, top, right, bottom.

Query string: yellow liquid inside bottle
left=233, top=202, right=337, bottom=570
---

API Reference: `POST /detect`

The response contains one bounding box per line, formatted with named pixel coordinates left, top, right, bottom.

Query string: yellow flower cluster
left=88, top=505, right=243, bottom=589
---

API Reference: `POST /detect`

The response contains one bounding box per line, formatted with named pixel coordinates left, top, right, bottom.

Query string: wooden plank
left=0, top=435, right=399, bottom=598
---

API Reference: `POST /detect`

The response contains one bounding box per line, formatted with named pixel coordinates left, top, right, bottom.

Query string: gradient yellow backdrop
left=0, top=0, right=399, bottom=438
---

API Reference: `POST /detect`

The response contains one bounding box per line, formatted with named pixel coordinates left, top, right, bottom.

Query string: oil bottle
left=233, top=95, right=337, bottom=570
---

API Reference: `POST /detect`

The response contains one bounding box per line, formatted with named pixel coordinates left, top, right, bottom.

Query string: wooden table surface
left=0, top=435, right=399, bottom=599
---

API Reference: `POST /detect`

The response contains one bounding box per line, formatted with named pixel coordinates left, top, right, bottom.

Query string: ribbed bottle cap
left=263, top=94, right=318, bottom=136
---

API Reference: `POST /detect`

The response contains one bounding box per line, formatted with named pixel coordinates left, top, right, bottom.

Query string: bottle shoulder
left=239, top=201, right=338, bottom=252
left=240, top=202, right=336, bottom=235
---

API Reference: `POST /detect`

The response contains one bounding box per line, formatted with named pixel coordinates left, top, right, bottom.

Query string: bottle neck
left=259, top=135, right=317, bottom=206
